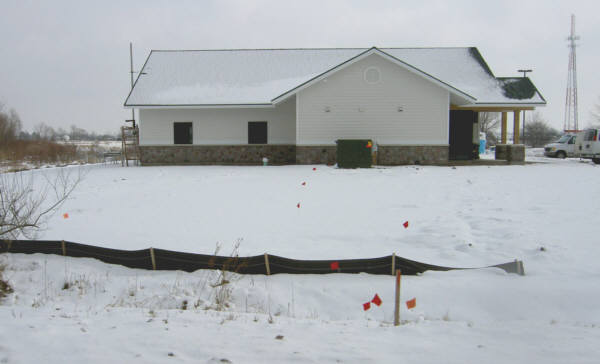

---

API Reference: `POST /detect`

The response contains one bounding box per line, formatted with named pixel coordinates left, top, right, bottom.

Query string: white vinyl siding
left=296, top=53, right=449, bottom=145
left=139, top=97, right=295, bottom=145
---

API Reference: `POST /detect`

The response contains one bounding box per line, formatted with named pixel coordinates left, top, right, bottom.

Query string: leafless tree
left=0, top=167, right=83, bottom=239
left=478, top=112, right=500, bottom=133
left=478, top=112, right=500, bottom=144
left=0, top=104, right=22, bottom=146
left=524, top=113, right=561, bottom=147
left=33, top=122, right=56, bottom=141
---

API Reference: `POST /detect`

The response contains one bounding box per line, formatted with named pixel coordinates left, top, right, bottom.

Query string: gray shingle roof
left=124, top=47, right=545, bottom=107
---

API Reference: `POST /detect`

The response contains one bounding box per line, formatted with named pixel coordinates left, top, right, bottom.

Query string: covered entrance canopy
left=451, top=105, right=533, bottom=145
left=450, top=76, right=545, bottom=162
left=450, top=105, right=535, bottom=162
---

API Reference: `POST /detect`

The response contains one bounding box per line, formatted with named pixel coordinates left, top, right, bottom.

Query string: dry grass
left=207, top=240, right=246, bottom=311
left=0, top=262, right=14, bottom=301
left=1, top=140, right=77, bottom=166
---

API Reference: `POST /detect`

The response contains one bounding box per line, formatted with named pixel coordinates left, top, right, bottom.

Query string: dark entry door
left=449, top=110, right=477, bottom=160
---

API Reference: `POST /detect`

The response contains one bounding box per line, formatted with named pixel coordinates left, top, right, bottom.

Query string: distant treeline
left=1, top=104, right=119, bottom=144
left=1, top=104, right=119, bottom=167
left=17, top=123, right=119, bottom=142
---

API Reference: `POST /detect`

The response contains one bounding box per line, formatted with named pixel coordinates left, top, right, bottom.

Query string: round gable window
left=364, top=67, right=381, bottom=84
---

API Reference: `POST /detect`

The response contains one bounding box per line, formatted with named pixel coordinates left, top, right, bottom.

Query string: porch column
left=513, top=110, right=521, bottom=144
left=501, top=112, right=508, bottom=144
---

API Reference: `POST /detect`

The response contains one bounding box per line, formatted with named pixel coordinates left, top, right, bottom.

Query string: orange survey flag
left=406, top=298, right=416, bottom=309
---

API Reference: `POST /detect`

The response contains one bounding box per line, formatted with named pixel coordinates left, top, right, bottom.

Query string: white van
left=544, top=134, right=577, bottom=158
left=575, top=129, right=600, bottom=164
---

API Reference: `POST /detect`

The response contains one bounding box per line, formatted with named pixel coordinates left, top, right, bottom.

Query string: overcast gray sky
left=1, top=0, right=599, bottom=134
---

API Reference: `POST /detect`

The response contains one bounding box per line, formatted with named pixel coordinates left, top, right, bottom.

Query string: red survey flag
left=312, top=167, right=317, bottom=171
left=297, top=203, right=301, bottom=208
left=403, top=221, right=409, bottom=229
left=330, top=261, right=339, bottom=270
left=363, top=302, right=371, bottom=311
left=63, top=213, right=69, bottom=219
left=371, top=294, right=382, bottom=306
left=406, top=298, right=416, bottom=309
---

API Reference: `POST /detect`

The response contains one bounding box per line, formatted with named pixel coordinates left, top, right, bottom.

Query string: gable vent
left=364, top=67, right=381, bottom=84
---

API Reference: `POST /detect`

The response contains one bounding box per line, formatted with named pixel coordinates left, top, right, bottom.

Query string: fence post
left=391, top=253, right=396, bottom=276
left=516, top=259, right=525, bottom=276
left=150, top=247, right=157, bottom=270
left=264, top=253, right=271, bottom=275
left=394, top=269, right=402, bottom=326
left=61, top=240, right=66, bottom=256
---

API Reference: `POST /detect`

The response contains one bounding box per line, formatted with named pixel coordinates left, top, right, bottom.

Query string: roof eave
left=457, top=102, right=547, bottom=108
left=124, top=50, right=155, bottom=107
left=124, top=103, right=275, bottom=109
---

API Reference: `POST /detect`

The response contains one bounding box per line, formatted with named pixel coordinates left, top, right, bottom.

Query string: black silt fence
left=0, top=240, right=524, bottom=276
left=268, top=255, right=393, bottom=275
left=152, top=248, right=267, bottom=274
left=1, top=240, right=152, bottom=270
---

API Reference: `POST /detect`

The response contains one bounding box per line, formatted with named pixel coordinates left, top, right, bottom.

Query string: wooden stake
left=61, top=240, right=66, bottom=256
left=394, top=269, right=402, bottom=326
left=519, top=260, right=525, bottom=276
left=515, top=259, right=525, bottom=276
left=150, top=247, right=157, bottom=270
left=391, top=253, right=396, bottom=276
left=264, top=253, right=271, bottom=275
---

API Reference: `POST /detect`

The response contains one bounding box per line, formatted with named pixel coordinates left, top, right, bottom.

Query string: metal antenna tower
left=564, top=14, right=580, bottom=131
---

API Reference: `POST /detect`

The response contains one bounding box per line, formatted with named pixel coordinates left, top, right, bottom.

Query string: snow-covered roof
left=124, top=47, right=546, bottom=108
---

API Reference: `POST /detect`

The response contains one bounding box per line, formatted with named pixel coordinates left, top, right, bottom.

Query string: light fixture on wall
left=397, top=106, right=404, bottom=112
left=324, top=106, right=331, bottom=113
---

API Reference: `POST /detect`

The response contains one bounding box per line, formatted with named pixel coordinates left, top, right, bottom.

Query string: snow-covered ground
left=1, top=156, right=599, bottom=363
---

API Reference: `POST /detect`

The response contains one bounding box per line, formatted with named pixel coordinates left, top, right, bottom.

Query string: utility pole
left=518, top=69, right=532, bottom=144
left=129, top=42, right=136, bottom=127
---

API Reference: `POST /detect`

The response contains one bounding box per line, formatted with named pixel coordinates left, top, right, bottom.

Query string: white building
left=124, top=47, right=545, bottom=165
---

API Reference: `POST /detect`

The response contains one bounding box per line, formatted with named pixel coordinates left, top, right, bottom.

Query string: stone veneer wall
left=140, top=145, right=296, bottom=165
left=377, top=145, right=449, bottom=165
left=295, top=146, right=337, bottom=165
left=140, top=144, right=450, bottom=166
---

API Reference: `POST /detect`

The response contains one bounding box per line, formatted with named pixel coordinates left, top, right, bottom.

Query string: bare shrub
left=0, top=167, right=83, bottom=239
left=207, top=239, right=246, bottom=311
left=0, top=263, right=13, bottom=301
